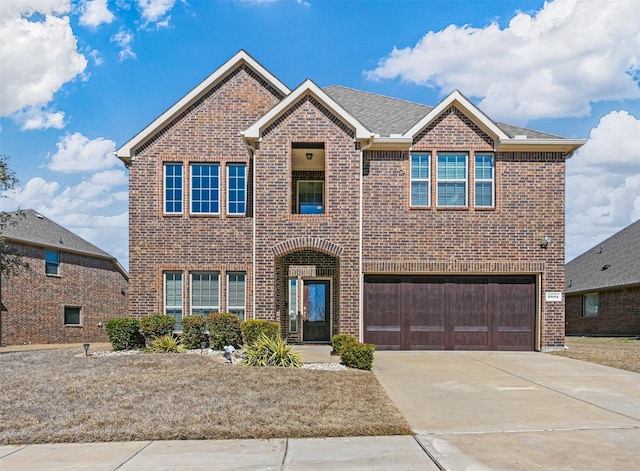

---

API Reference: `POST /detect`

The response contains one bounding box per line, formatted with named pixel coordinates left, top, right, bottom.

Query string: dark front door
left=303, top=280, right=330, bottom=342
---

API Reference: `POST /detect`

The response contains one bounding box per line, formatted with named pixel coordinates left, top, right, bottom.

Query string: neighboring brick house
left=0, top=209, right=128, bottom=346
left=565, top=219, right=640, bottom=336
left=116, top=50, right=584, bottom=351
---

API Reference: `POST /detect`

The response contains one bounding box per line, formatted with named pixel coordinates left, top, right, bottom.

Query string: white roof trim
left=242, top=79, right=373, bottom=141
left=116, top=50, right=290, bottom=160
left=497, top=138, right=587, bottom=154
left=403, top=90, right=509, bottom=142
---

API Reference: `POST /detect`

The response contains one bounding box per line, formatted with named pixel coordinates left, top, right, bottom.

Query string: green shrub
left=207, top=312, right=243, bottom=349
left=332, top=333, right=358, bottom=356
left=242, top=319, right=280, bottom=345
left=340, top=342, right=375, bottom=370
left=147, top=334, right=184, bottom=353
left=105, top=318, right=144, bottom=351
left=140, top=314, right=174, bottom=344
left=242, top=333, right=302, bottom=367
left=181, top=315, right=209, bottom=349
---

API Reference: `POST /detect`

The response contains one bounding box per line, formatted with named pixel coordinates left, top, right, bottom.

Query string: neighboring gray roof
left=566, top=219, right=640, bottom=294
left=324, top=85, right=564, bottom=140
left=1, top=209, right=123, bottom=267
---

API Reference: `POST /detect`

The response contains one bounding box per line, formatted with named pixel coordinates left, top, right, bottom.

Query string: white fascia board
left=242, top=79, right=372, bottom=141
left=116, top=50, right=290, bottom=160
left=403, top=90, right=509, bottom=143
left=497, top=138, right=587, bottom=155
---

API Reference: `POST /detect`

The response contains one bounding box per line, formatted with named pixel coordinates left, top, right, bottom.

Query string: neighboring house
left=0, top=210, right=128, bottom=346
left=116, top=50, right=585, bottom=351
left=565, top=219, right=640, bottom=336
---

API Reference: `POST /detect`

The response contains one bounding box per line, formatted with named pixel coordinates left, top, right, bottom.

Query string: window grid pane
left=45, top=249, right=59, bottom=275
left=164, top=271, right=183, bottom=330
left=191, top=164, right=219, bottom=214
left=190, top=272, right=219, bottom=315
left=437, top=154, right=467, bottom=206
left=289, top=278, right=298, bottom=333
left=227, top=272, right=246, bottom=321
left=298, top=181, right=324, bottom=214
left=164, top=164, right=183, bottom=214
left=227, top=164, right=246, bottom=215
left=410, top=154, right=430, bottom=207
left=64, top=307, right=81, bottom=325
left=475, top=154, right=494, bottom=207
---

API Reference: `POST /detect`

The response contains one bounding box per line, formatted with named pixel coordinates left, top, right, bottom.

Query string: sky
left=1, top=0, right=639, bottom=272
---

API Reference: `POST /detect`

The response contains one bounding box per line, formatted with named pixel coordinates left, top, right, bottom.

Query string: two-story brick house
left=117, top=50, right=584, bottom=351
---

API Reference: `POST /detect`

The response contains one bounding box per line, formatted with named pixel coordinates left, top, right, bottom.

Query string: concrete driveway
left=373, top=351, right=640, bottom=470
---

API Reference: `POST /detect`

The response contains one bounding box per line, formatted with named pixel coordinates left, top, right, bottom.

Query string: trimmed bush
left=105, top=318, right=144, bottom=351
left=243, top=333, right=302, bottom=367
left=332, top=333, right=358, bottom=356
left=181, top=315, right=209, bottom=349
left=242, top=319, right=280, bottom=345
left=207, top=312, right=243, bottom=349
left=340, top=342, right=375, bottom=370
left=140, top=314, right=174, bottom=344
left=147, top=334, right=184, bottom=353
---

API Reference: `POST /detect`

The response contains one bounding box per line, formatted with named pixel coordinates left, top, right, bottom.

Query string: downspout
left=242, top=134, right=257, bottom=320
left=358, top=136, right=375, bottom=342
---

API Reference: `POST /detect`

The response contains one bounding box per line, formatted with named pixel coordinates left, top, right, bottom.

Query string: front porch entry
left=302, top=279, right=331, bottom=342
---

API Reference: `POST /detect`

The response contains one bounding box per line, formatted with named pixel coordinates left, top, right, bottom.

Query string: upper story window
left=475, top=154, right=495, bottom=208
left=292, top=142, right=325, bottom=215
left=437, top=153, right=467, bottom=207
left=191, top=164, right=220, bottom=214
left=164, top=271, right=183, bottom=330
left=227, top=272, right=246, bottom=321
left=190, top=271, right=220, bottom=315
left=164, top=163, right=183, bottom=214
left=410, top=153, right=431, bottom=207
left=45, top=249, right=59, bottom=276
left=227, top=164, right=246, bottom=215
left=298, top=181, right=324, bottom=214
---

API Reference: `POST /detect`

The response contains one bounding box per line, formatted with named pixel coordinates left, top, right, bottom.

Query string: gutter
left=241, top=134, right=257, bottom=320
left=358, top=136, right=375, bottom=342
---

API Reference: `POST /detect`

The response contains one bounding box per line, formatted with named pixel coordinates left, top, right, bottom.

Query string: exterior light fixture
left=83, top=343, right=90, bottom=356
left=540, top=236, right=550, bottom=249
left=200, top=341, right=207, bottom=353
left=306, top=152, right=313, bottom=160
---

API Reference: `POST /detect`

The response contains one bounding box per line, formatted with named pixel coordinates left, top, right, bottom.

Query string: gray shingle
left=566, top=219, right=640, bottom=293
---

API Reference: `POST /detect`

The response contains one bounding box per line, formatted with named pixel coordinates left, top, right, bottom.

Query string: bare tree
left=0, top=155, right=27, bottom=276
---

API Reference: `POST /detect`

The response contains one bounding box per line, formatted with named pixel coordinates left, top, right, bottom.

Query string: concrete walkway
left=2, top=346, right=639, bottom=470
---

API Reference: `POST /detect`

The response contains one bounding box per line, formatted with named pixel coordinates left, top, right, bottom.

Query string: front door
left=303, top=280, right=330, bottom=342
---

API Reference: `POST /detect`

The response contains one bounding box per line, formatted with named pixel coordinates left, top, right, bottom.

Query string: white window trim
left=474, top=154, right=495, bottom=208
left=227, top=163, right=247, bottom=216
left=436, top=153, right=468, bottom=207
left=410, top=153, right=431, bottom=207
left=64, top=306, right=82, bottom=326
left=289, top=278, right=298, bottom=333
left=164, top=163, right=183, bottom=215
left=297, top=180, right=325, bottom=214
left=190, top=164, right=220, bottom=215
left=582, top=293, right=599, bottom=317
left=45, top=249, right=60, bottom=276
left=190, top=271, right=220, bottom=315
left=164, top=271, right=183, bottom=329
left=227, top=272, right=246, bottom=320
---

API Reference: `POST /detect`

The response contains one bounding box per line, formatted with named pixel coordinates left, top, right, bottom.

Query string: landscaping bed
left=549, top=336, right=640, bottom=373
left=0, top=348, right=412, bottom=445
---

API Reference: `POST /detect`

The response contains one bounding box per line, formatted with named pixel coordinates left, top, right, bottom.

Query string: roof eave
left=497, top=139, right=586, bottom=155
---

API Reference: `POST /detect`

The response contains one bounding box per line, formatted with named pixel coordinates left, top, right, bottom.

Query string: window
left=227, top=164, right=246, bottom=215
left=164, top=163, right=183, bottom=214
left=411, top=153, right=431, bottom=207
left=582, top=293, right=599, bottom=317
left=227, top=272, right=246, bottom=321
left=64, top=306, right=81, bottom=326
left=45, top=249, right=59, bottom=276
left=289, top=278, right=298, bottom=333
left=164, top=271, right=183, bottom=330
left=190, top=272, right=219, bottom=315
left=297, top=181, right=324, bottom=214
left=475, top=154, right=494, bottom=207
left=191, top=164, right=219, bottom=214
left=437, top=153, right=467, bottom=207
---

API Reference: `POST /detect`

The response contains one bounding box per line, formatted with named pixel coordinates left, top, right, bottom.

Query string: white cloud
left=12, top=106, right=66, bottom=130
left=366, top=0, right=640, bottom=123
left=137, top=0, right=176, bottom=27
left=0, top=1, right=87, bottom=117
left=46, top=132, right=120, bottom=173
left=79, top=0, right=114, bottom=28
left=110, top=28, right=136, bottom=61
left=565, top=110, right=640, bottom=260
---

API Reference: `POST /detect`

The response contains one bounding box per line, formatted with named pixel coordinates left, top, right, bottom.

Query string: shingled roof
left=566, top=219, right=640, bottom=294
left=1, top=209, right=127, bottom=277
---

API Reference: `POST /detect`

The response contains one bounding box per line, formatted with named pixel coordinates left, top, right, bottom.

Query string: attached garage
left=364, top=275, right=536, bottom=351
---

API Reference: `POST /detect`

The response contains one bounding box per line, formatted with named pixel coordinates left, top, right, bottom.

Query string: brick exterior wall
left=0, top=243, right=128, bottom=346
left=566, top=287, right=640, bottom=335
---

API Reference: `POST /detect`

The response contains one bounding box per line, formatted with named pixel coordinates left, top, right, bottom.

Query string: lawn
left=549, top=336, right=640, bottom=373
left=0, top=348, right=412, bottom=445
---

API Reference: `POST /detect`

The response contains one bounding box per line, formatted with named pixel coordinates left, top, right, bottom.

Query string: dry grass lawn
left=549, top=336, right=640, bottom=373
left=0, top=348, right=412, bottom=445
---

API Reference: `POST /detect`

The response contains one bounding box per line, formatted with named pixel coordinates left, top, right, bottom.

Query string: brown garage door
left=364, top=275, right=536, bottom=351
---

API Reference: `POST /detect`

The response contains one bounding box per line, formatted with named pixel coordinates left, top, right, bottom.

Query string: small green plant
left=140, top=314, right=175, bottom=344
left=181, top=315, right=208, bottom=349
left=340, top=342, right=375, bottom=370
left=243, top=333, right=302, bottom=367
left=207, top=312, right=243, bottom=349
left=105, top=318, right=145, bottom=351
left=332, top=333, right=358, bottom=356
left=147, top=334, right=184, bottom=353
left=242, top=319, right=280, bottom=345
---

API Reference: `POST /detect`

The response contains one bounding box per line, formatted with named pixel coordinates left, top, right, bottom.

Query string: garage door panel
left=364, top=277, right=402, bottom=350
left=492, top=276, right=535, bottom=350
left=407, top=278, right=445, bottom=349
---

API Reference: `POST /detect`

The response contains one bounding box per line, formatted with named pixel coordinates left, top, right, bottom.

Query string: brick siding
left=566, top=287, right=640, bottom=335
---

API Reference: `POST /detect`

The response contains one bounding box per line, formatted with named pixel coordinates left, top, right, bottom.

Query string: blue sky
left=1, top=0, right=639, bottom=271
